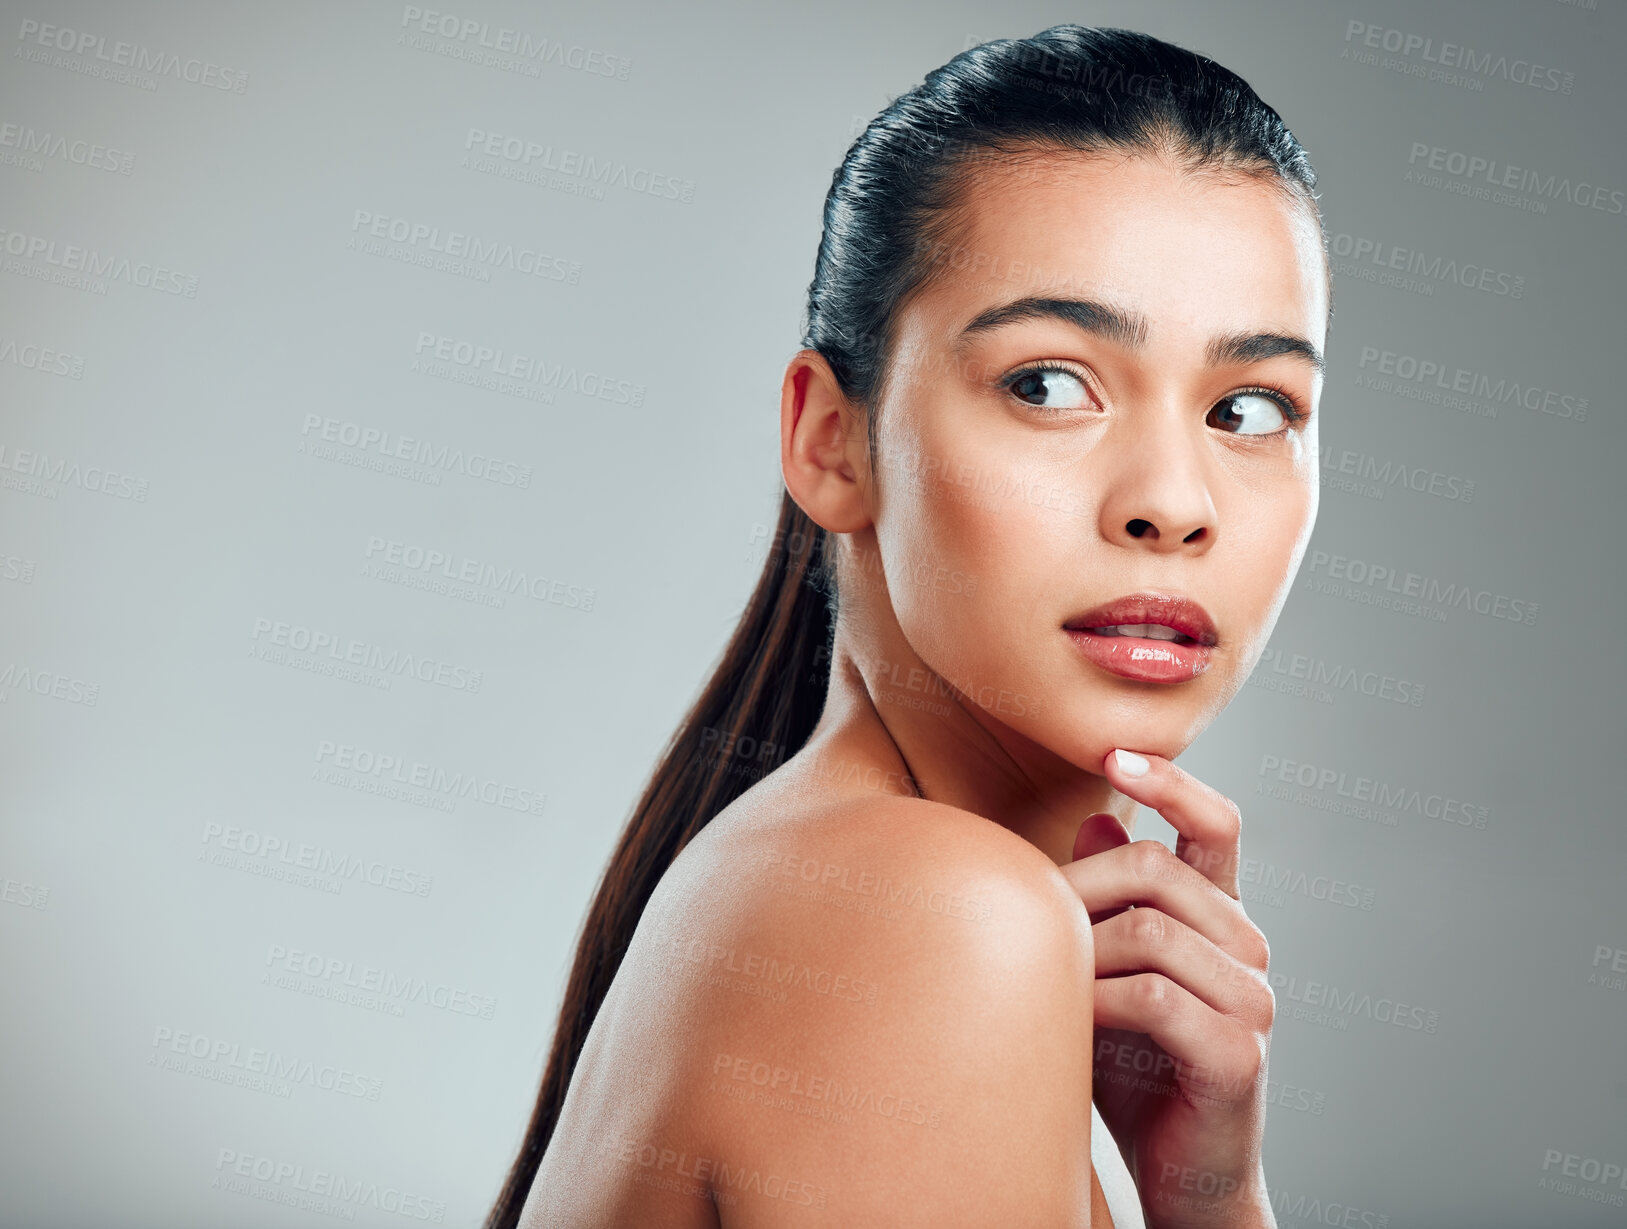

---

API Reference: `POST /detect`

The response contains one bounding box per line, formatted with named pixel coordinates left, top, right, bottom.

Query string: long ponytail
left=487, top=24, right=1326, bottom=1227
left=484, top=491, right=833, bottom=1228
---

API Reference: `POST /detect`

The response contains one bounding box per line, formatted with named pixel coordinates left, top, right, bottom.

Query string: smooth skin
left=771, top=147, right=1323, bottom=1224
left=527, top=791, right=1104, bottom=1228
left=522, top=147, right=1324, bottom=1229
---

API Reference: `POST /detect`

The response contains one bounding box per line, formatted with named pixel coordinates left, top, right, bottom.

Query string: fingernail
left=1112, top=749, right=1150, bottom=778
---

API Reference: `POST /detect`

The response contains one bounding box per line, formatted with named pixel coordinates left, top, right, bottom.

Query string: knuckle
left=1192, top=1029, right=1262, bottom=1101
left=1133, top=973, right=1171, bottom=1011
left=1241, top=925, right=1270, bottom=969
left=1127, top=907, right=1169, bottom=947
left=1258, top=983, right=1277, bottom=1031
left=1129, top=839, right=1174, bottom=881
left=1232, top=1039, right=1264, bottom=1085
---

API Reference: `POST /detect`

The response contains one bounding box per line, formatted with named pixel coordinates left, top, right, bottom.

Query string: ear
left=780, top=349, right=873, bottom=534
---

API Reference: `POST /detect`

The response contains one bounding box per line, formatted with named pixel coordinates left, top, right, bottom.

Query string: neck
left=803, top=553, right=1138, bottom=866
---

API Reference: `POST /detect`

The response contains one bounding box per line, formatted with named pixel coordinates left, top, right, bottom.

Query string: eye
left=1208, top=389, right=1298, bottom=436
left=1005, top=365, right=1090, bottom=411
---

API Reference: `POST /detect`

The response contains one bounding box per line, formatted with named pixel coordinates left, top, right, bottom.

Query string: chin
left=1014, top=690, right=1208, bottom=775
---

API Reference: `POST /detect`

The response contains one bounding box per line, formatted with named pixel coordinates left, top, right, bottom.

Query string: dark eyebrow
left=1205, top=329, right=1326, bottom=377
left=954, top=296, right=1148, bottom=353
left=952, top=295, right=1325, bottom=377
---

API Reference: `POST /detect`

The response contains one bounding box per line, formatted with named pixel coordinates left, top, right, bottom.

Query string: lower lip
left=1064, top=629, right=1214, bottom=683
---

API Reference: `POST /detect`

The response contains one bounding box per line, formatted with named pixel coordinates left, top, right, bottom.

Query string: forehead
left=907, top=149, right=1328, bottom=349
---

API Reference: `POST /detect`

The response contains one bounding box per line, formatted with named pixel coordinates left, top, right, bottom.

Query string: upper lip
left=1063, top=592, right=1219, bottom=646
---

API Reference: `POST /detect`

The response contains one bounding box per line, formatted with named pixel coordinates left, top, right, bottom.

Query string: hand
left=1063, top=749, right=1277, bottom=1229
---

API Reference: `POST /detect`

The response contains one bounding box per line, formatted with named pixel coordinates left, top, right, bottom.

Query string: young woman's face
left=865, top=149, right=1327, bottom=771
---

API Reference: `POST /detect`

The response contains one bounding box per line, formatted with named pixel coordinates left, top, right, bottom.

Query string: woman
left=491, top=25, right=1330, bottom=1229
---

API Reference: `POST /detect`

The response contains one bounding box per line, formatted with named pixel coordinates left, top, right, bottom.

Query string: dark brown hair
left=486, top=24, right=1324, bottom=1226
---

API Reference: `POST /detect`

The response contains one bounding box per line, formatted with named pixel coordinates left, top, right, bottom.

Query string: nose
left=1096, top=413, right=1217, bottom=553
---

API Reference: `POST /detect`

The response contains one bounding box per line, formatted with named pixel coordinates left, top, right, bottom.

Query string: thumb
left=1072, top=811, right=1132, bottom=863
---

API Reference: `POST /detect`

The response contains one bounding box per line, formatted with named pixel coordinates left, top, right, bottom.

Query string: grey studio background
left=0, top=1, right=1621, bottom=1226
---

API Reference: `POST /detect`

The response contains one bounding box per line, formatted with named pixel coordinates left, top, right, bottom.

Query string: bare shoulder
left=635, top=789, right=1098, bottom=1227
left=680, top=773, right=1088, bottom=908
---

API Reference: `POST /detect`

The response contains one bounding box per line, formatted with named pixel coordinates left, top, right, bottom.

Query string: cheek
left=1224, top=468, right=1319, bottom=660
left=1266, top=456, right=1319, bottom=566
left=882, top=456, right=1074, bottom=681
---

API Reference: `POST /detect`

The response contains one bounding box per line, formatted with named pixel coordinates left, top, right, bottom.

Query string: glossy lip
left=1062, top=591, right=1218, bottom=684
left=1062, top=592, right=1219, bottom=646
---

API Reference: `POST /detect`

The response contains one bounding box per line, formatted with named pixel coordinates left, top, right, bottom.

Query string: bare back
left=519, top=749, right=1109, bottom=1228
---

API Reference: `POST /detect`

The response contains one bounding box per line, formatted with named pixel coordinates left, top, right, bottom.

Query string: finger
left=1092, top=974, right=1265, bottom=1106
left=1073, top=812, right=1135, bottom=924
left=1103, top=749, right=1243, bottom=898
left=1061, top=839, right=1265, bottom=964
left=1092, top=906, right=1273, bottom=1027
left=1073, top=811, right=1131, bottom=862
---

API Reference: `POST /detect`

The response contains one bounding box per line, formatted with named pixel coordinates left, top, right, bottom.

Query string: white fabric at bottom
left=1090, top=1100, right=1147, bottom=1229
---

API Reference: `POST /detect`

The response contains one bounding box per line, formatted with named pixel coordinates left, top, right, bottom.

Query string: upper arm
left=660, top=801, right=1099, bottom=1228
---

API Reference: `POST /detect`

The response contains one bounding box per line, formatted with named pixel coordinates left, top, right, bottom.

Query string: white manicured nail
left=1113, top=749, right=1150, bottom=777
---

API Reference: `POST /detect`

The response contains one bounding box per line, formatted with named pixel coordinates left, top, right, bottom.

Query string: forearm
left=1141, top=1165, right=1276, bottom=1229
